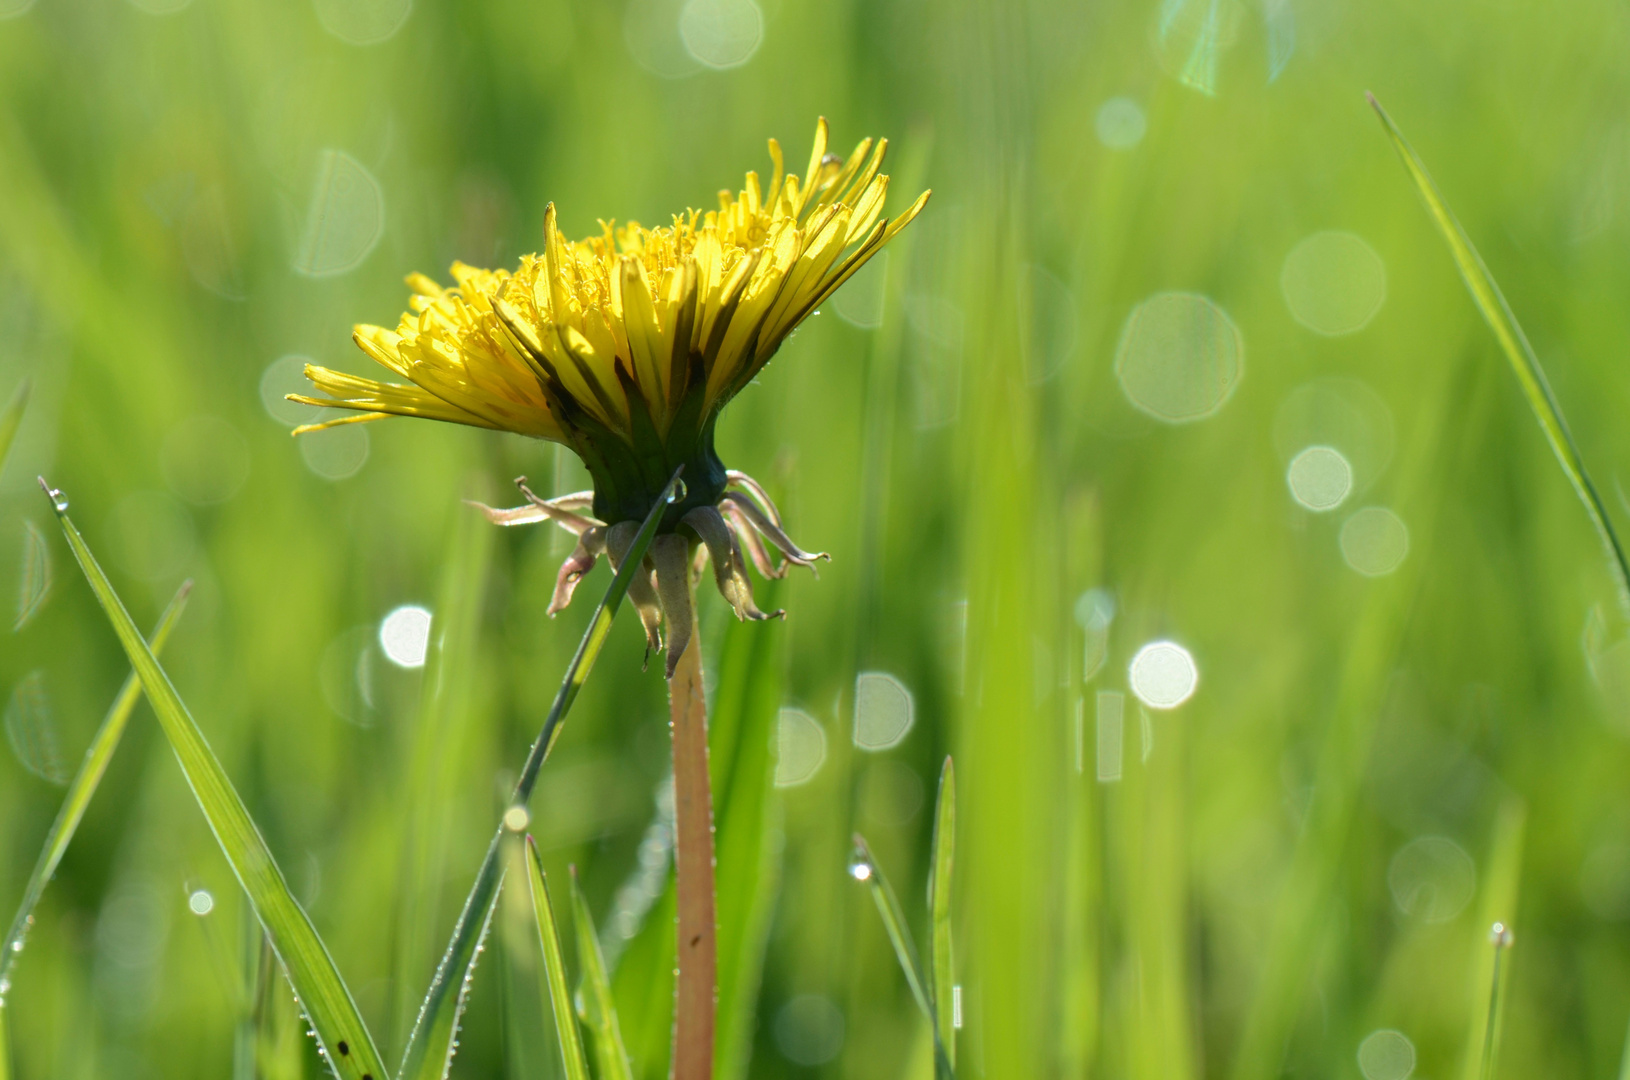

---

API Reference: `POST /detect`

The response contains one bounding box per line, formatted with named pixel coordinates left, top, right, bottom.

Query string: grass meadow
left=5, top=0, right=1630, bottom=1077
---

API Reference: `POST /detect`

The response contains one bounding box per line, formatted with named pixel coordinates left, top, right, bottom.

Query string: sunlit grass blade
left=389, top=498, right=494, bottom=1057
left=1463, top=799, right=1524, bottom=1080
left=523, top=837, right=591, bottom=1080
left=1, top=580, right=191, bottom=989
left=1369, top=94, right=1630, bottom=614
left=705, top=598, right=786, bottom=1080
left=571, top=866, right=633, bottom=1080
left=0, top=378, right=28, bottom=476
left=44, top=482, right=388, bottom=1080
left=928, top=758, right=956, bottom=1068
left=398, top=469, right=681, bottom=1080
left=850, top=834, right=955, bottom=1080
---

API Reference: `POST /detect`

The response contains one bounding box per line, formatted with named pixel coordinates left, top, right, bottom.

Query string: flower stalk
left=666, top=609, right=716, bottom=1080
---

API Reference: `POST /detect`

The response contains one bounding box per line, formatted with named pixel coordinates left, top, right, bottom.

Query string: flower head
left=293, top=119, right=927, bottom=675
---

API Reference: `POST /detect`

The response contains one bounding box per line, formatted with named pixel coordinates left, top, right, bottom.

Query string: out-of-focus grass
left=5, top=0, right=1630, bottom=1078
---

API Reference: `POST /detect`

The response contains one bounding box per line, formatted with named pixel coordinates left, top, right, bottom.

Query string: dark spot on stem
left=690, top=934, right=702, bottom=947
left=337, top=1041, right=349, bottom=1056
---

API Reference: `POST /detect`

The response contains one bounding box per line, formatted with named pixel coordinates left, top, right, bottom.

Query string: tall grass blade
left=850, top=834, right=955, bottom=1079
left=705, top=599, right=785, bottom=1080
left=44, top=483, right=388, bottom=1080
left=0, top=378, right=28, bottom=476
left=1369, top=94, right=1630, bottom=614
left=1462, top=799, right=1524, bottom=1080
left=523, top=837, right=591, bottom=1080
left=388, top=494, right=494, bottom=1052
left=928, top=757, right=956, bottom=1068
left=571, top=866, right=632, bottom=1080
left=397, top=469, right=681, bottom=1080
left=1, top=580, right=191, bottom=988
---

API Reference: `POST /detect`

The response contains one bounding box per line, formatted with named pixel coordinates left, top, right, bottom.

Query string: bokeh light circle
left=1128, top=641, right=1198, bottom=709
left=1115, top=292, right=1243, bottom=423
left=1286, top=445, right=1353, bottom=512
left=379, top=605, right=432, bottom=669
left=1340, top=507, right=1409, bottom=577
left=1281, top=231, right=1387, bottom=336
left=1357, top=1029, right=1416, bottom=1080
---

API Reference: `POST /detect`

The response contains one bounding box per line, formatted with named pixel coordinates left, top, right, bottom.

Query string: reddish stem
left=668, top=619, right=716, bottom=1080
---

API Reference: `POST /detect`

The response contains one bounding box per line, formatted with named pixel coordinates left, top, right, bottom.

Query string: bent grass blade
left=398, top=470, right=681, bottom=1080
left=571, top=867, right=633, bottom=1080
left=46, top=486, right=388, bottom=1080
left=1, top=581, right=192, bottom=989
left=523, top=838, right=591, bottom=1080
left=850, top=834, right=955, bottom=1080
left=929, top=758, right=956, bottom=1068
left=1370, top=95, right=1630, bottom=616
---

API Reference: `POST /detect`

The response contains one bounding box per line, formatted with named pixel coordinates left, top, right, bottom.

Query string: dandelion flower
left=292, top=119, right=929, bottom=674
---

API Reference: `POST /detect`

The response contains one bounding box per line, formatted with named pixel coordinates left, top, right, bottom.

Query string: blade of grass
left=523, top=837, right=591, bottom=1080
left=43, top=480, right=388, bottom=1080
left=1462, top=798, right=1524, bottom=1080
left=1369, top=93, right=1630, bottom=614
left=571, top=866, right=633, bottom=1080
left=0, top=1001, right=11, bottom=1080
left=388, top=490, right=495, bottom=1050
left=0, top=377, right=28, bottom=475
left=850, top=834, right=955, bottom=1080
left=1, top=580, right=191, bottom=989
left=929, top=757, right=956, bottom=1068
left=397, top=468, right=682, bottom=1080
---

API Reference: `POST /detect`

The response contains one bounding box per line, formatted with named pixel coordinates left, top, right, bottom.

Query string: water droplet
left=39, top=481, right=68, bottom=513
left=1115, top=292, right=1243, bottom=423
left=503, top=805, right=530, bottom=832
left=668, top=477, right=688, bottom=503
left=1490, top=922, right=1514, bottom=947
left=188, top=889, right=215, bottom=916
left=847, top=847, right=874, bottom=882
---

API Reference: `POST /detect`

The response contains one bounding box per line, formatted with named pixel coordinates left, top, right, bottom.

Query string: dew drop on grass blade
left=570, top=866, right=633, bottom=1080
left=523, top=837, right=591, bottom=1080
left=13, top=519, right=51, bottom=632
left=850, top=834, right=955, bottom=1079
left=1369, top=95, right=1630, bottom=617
left=44, top=483, right=388, bottom=1080
left=929, top=757, right=956, bottom=1069
left=1, top=581, right=191, bottom=988
left=397, top=470, right=679, bottom=1080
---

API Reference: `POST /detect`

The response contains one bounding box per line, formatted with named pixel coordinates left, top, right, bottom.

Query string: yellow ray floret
left=291, top=118, right=929, bottom=446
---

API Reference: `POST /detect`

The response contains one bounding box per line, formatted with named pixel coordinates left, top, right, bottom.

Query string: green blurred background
left=5, top=0, right=1630, bottom=1076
